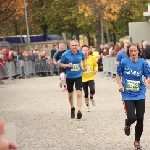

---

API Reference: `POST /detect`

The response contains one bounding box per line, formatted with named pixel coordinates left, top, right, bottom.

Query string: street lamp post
left=24, top=0, right=30, bottom=44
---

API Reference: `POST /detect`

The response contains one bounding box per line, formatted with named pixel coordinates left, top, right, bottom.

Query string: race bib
left=71, top=64, right=80, bottom=71
left=126, top=80, right=140, bottom=91
left=83, top=66, right=92, bottom=73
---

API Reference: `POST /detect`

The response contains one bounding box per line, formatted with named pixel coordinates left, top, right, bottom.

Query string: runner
left=116, top=44, right=150, bottom=150
left=53, top=43, right=67, bottom=91
left=81, top=45, right=98, bottom=112
left=59, top=40, right=86, bottom=119
left=115, top=41, right=131, bottom=66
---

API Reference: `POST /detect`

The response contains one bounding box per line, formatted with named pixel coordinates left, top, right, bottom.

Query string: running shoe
left=91, top=99, right=95, bottom=106
left=134, top=141, right=142, bottom=150
left=86, top=105, right=90, bottom=112
left=124, top=119, right=130, bottom=136
left=71, top=107, right=75, bottom=119
left=77, top=110, right=82, bottom=119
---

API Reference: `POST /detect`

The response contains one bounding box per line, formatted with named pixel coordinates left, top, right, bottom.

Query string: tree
left=79, top=0, right=128, bottom=47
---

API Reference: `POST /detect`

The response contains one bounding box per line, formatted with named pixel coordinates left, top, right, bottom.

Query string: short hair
left=59, top=43, right=64, bottom=46
left=53, top=45, right=56, bottom=48
left=124, top=40, right=131, bottom=46
left=126, top=44, right=141, bottom=57
left=81, top=45, right=89, bottom=49
left=142, top=41, right=149, bottom=46
left=104, top=44, right=109, bottom=49
left=70, top=40, right=79, bottom=45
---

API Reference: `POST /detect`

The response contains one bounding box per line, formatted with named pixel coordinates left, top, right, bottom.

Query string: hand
left=144, top=79, right=149, bottom=88
left=82, top=66, right=87, bottom=71
left=93, top=71, right=97, bottom=75
left=0, top=122, right=17, bottom=150
left=53, top=61, right=58, bottom=65
left=119, top=85, right=124, bottom=92
left=68, top=62, right=73, bottom=67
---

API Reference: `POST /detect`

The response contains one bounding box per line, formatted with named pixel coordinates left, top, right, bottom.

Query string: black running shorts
left=66, top=77, right=82, bottom=93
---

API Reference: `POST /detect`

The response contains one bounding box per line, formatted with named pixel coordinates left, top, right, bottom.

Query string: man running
left=53, top=43, right=67, bottom=91
left=59, top=40, right=86, bottom=119
left=82, top=45, right=98, bottom=112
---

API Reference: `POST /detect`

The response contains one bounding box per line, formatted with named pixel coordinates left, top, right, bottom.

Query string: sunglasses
left=71, top=45, right=77, bottom=46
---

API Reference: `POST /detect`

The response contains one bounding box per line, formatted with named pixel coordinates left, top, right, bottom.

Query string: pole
left=24, top=0, right=30, bottom=45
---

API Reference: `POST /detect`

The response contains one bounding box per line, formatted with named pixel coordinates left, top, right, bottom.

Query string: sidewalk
left=0, top=72, right=150, bottom=150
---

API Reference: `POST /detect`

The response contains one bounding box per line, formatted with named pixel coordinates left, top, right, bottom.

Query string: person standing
left=81, top=45, right=98, bottom=111
left=116, top=44, right=150, bottom=149
left=59, top=40, right=86, bottom=119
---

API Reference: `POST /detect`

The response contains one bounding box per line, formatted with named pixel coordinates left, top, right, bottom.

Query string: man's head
left=70, top=40, right=79, bottom=53
left=142, top=41, right=149, bottom=49
left=53, top=45, right=57, bottom=50
left=124, top=40, right=131, bottom=50
left=100, top=44, right=104, bottom=50
left=59, top=43, right=65, bottom=51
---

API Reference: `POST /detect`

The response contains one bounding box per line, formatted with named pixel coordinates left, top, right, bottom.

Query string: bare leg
left=76, top=90, right=82, bottom=110
left=85, top=98, right=89, bottom=105
left=68, top=92, right=74, bottom=108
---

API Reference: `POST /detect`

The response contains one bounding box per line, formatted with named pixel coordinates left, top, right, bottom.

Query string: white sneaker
left=91, top=99, right=95, bottom=106
left=86, top=105, right=90, bottom=112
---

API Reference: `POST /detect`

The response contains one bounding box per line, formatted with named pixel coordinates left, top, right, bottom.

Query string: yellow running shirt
left=82, top=55, right=98, bottom=82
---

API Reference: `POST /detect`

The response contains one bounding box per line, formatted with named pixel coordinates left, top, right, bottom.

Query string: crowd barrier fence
left=0, top=59, right=59, bottom=80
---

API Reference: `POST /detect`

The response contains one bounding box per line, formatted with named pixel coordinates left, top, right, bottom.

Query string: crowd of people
left=0, top=49, right=55, bottom=83
left=1, top=39, right=150, bottom=149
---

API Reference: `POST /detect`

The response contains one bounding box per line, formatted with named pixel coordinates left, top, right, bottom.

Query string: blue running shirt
left=117, top=57, right=150, bottom=100
left=116, top=49, right=127, bottom=62
left=60, top=50, right=85, bottom=78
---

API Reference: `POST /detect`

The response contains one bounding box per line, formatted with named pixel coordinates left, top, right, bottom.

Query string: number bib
left=83, top=66, right=92, bottom=73
left=71, top=64, right=80, bottom=71
left=126, top=80, right=140, bottom=91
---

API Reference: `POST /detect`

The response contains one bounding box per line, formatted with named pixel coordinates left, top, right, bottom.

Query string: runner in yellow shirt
left=81, top=45, right=98, bottom=112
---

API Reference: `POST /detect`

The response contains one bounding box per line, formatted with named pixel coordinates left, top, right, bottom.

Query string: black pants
left=82, top=80, right=95, bottom=98
left=123, top=100, right=145, bottom=141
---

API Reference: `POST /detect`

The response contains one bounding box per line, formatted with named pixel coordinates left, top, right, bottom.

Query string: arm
left=59, top=53, right=73, bottom=68
left=143, top=61, right=150, bottom=87
left=116, top=74, right=124, bottom=92
left=115, top=53, right=122, bottom=66
left=116, top=60, right=124, bottom=92
left=93, top=57, right=98, bottom=74
left=53, top=51, right=59, bottom=65
left=81, top=51, right=86, bottom=68
left=82, top=59, right=86, bottom=68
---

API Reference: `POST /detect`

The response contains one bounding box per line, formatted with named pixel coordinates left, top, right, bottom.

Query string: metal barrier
left=0, top=59, right=59, bottom=79
left=102, top=57, right=117, bottom=77
left=103, top=58, right=150, bottom=77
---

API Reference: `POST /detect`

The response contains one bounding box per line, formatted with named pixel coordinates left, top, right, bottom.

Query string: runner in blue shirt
left=59, top=40, right=87, bottom=119
left=116, top=44, right=150, bottom=150
left=115, top=41, right=130, bottom=66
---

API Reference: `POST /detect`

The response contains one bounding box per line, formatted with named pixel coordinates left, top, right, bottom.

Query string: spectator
left=50, top=45, right=57, bottom=60
left=141, top=41, right=150, bottom=59
left=103, top=45, right=109, bottom=57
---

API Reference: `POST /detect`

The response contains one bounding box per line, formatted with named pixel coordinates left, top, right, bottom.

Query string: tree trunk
left=96, top=17, right=101, bottom=49
left=106, top=25, right=109, bottom=44
left=41, top=24, right=48, bottom=41
left=87, top=32, right=90, bottom=46
left=14, top=21, right=19, bottom=35
left=101, top=18, right=104, bottom=45
left=113, top=33, right=116, bottom=44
